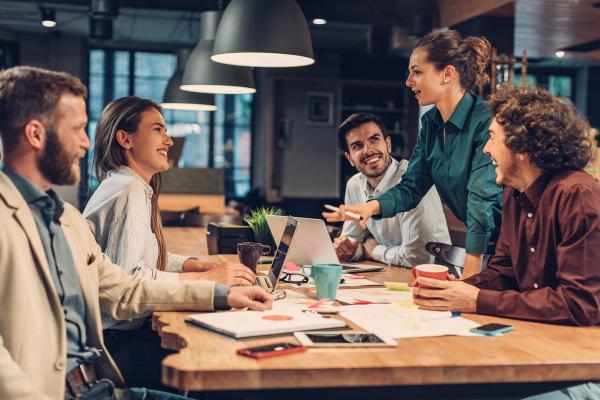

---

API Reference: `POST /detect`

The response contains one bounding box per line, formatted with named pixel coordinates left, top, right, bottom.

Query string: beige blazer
left=0, top=171, right=216, bottom=399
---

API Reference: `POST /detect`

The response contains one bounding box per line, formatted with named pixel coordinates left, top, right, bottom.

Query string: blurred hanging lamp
left=181, top=11, right=255, bottom=95
left=162, top=49, right=217, bottom=111
left=40, top=7, right=57, bottom=28
left=211, top=0, right=314, bottom=68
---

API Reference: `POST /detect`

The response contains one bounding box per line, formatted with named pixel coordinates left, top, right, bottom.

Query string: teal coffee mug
left=302, top=263, right=343, bottom=300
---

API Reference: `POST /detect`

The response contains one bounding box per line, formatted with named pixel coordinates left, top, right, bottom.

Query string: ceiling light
left=162, top=50, right=217, bottom=111
left=41, top=8, right=56, bottom=28
left=211, top=0, right=314, bottom=68
left=181, top=11, right=255, bottom=94
left=312, top=18, right=327, bottom=25
left=555, top=50, right=565, bottom=58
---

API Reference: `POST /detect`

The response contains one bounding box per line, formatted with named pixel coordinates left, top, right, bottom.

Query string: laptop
left=265, top=216, right=384, bottom=274
left=255, top=216, right=298, bottom=292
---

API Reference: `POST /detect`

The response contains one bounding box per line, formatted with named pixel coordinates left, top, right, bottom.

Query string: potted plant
left=244, top=206, right=282, bottom=254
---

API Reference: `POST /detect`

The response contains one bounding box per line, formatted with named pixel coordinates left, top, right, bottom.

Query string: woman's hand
left=322, top=201, right=381, bottom=230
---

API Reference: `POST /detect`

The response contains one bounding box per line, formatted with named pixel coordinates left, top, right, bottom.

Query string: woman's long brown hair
left=93, top=96, right=167, bottom=271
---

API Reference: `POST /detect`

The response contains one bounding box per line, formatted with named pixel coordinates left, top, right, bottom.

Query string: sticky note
left=391, top=300, right=419, bottom=310
left=285, top=261, right=301, bottom=272
left=384, top=281, right=410, bottom=291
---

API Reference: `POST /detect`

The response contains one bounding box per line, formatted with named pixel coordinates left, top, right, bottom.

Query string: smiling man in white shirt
left=334, top=113, right=450, bottom=267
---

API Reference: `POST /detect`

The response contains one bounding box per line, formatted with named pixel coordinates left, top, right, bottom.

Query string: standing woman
left=83, top=96, right=254, bottom=388
left=325, top=30, right=502, bottom=277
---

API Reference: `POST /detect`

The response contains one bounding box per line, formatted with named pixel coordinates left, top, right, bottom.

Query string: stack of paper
left=187, top=306, right=345, bottom=339
left=335, top=287, right=413, bottom=304
left=340, top=304, right=479, bottom=339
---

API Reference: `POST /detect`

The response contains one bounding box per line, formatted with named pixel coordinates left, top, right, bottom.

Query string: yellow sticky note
left=391, top=300, right=419, bottom=310
left=384, top=281, right=410, bottom=291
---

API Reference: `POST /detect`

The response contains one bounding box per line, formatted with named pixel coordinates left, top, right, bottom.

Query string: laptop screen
left=267, top=216, right=298, bottom=287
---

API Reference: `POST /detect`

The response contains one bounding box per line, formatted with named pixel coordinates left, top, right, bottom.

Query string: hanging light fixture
left=211, top=0, right=314, bottom=68
left=181, top=11, right=255, bottom=94
left=40, top=7, right=57, bottom=28
left=162, top=50, right=217, bottom=111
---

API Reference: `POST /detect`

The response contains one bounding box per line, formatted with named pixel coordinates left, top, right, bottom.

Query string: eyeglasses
left=273, top=290, right=286, bottom=301
left=280, top=272, right=309, bottom=286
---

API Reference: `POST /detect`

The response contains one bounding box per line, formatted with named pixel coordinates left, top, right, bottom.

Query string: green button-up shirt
left=376, top=92, right=502, bottom=254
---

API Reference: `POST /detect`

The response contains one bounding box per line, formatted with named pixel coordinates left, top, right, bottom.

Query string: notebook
left=186, top=309, right=346, bottom=339
left=266, top=216, right=384, bottom=274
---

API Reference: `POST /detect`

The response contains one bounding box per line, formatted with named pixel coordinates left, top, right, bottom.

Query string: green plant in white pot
left=244, top=206, right=282, bottom=254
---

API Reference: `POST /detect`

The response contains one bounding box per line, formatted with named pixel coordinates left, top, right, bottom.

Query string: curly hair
left=489, top=85, right=591, bottom=173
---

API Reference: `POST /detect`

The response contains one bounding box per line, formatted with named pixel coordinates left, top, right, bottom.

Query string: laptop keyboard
left=255, top=275, right=273, bottom=291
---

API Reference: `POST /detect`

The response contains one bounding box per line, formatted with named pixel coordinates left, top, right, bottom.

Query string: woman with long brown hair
left=325, top=30, right=503, bottom=277
left=83, top=96, right=254, bottom=388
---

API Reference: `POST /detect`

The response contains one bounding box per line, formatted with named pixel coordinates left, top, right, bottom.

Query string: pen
left=420, top=311, right=461, bottom=321
left=324, top=204, right=362, bottom=220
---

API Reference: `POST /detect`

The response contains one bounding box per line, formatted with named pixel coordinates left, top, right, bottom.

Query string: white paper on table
left=298, top=274, right=381, bottom=289
left=271, top=290, right=356, bottom=314
left=340, top=304, right=479, bottom=339
left=270, top=290, right=312, bottom=312
left=335, top=287, right=413, bottom=304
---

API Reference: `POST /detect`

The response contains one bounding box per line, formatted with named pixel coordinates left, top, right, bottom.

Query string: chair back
left=425, top=242, right=466, bottom=277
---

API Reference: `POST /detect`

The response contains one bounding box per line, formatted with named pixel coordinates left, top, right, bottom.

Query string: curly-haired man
left=412, top=85, right=600, bottom=329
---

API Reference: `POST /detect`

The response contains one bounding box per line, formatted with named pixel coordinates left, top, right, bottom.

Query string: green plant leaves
left=244, top=206, right=282, bottom=242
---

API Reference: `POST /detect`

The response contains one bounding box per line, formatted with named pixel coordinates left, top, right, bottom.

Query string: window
left=84, top=48, right=253, bottom=204
left=548, top=76, right=572, bottom=98
left=514, top=73, right=537, bottom=87
left=514, top=72, right=574, bottom=100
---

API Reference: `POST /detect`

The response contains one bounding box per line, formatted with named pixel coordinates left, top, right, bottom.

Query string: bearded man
left=333, top=113, right=450, bottom=268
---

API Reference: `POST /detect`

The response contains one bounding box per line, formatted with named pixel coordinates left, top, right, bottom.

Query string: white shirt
left=341, top=158, right=451, bottom=267
left=83, top=166, right=189, bottom=329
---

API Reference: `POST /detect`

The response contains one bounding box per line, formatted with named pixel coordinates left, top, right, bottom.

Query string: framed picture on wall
left=306, top=92, right=334, bottom=126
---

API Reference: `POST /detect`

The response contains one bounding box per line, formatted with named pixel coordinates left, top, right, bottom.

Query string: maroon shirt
left=464, top=171, right=600, bottom=326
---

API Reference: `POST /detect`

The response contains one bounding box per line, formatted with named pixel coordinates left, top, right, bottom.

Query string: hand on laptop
left=179, top=262, right=256, bottom=285
left=333, top=235, right=359, bottom=261
left=322, top=201, right=381, bottom=230
left=227, top=286, right=274, bottom=311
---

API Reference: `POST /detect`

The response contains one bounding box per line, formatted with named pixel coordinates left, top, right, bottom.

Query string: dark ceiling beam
left=438, top=0, right=513, bottom=27
left=298, top=0, right=437, bottom=25
left=21, top=0, right=221, bottom=12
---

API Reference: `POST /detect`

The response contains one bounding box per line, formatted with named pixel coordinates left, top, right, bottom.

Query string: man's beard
left=37, top=127, right=81, bottom=186
left=359, top=152, right=392, bottom=179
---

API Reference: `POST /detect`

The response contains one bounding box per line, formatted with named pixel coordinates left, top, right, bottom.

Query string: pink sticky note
left=308, top=298, right=330, bottom=308
left=353, top=299, right=374, bottom=305
left=285, top=261, right=301, bottom=272
left=344, top=274, right=365, bottom=280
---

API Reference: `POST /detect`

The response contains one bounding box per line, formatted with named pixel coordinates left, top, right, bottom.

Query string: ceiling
left=0, top=0, right=599, bottom=60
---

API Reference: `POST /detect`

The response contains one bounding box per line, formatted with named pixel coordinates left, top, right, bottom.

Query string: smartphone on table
left=470, top=323, right=514, bottom=336
left=237, top=342, right=306, bottom=359
left=294, top=331, right=397, bottom=347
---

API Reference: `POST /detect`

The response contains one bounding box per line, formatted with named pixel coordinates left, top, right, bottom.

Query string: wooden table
left=158, top=227, right=600, bottom=398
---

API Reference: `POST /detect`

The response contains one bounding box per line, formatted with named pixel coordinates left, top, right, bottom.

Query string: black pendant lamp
left=211, top=0, right=314, bottom=68
left=181, top=11, right=255, bottom=95
left=162, top=50, right=217, bottom=111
